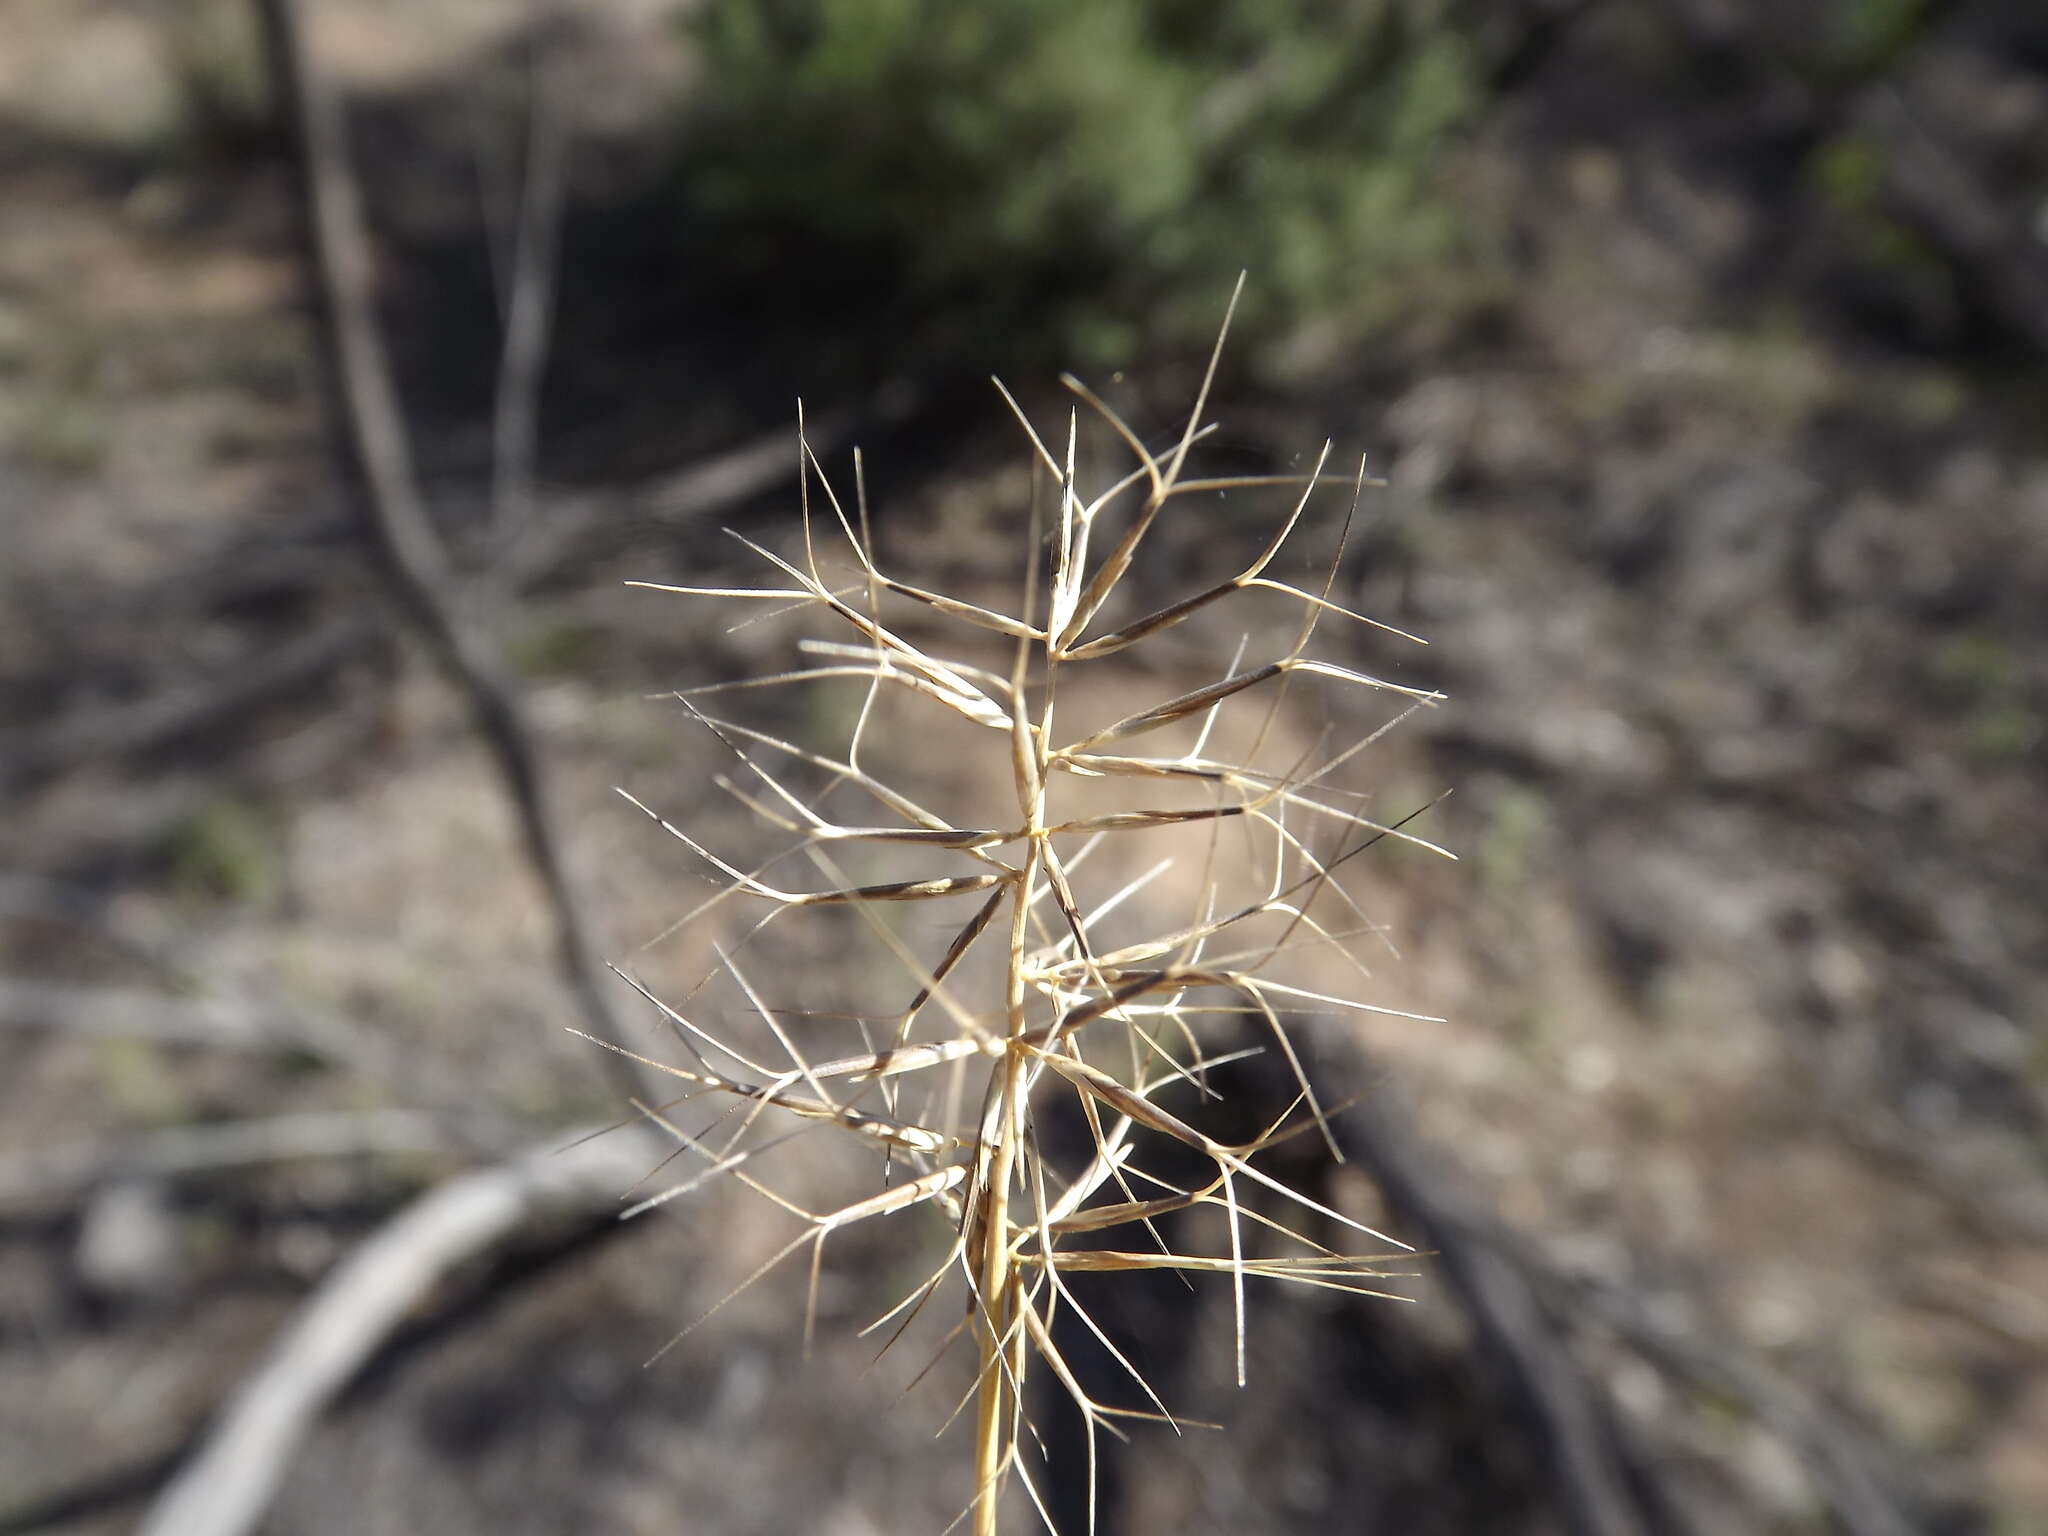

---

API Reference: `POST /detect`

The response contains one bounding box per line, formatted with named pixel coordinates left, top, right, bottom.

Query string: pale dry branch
left=488, top=39, right=567, bottom=543
left=137, top=1128, right=657, bottom=1536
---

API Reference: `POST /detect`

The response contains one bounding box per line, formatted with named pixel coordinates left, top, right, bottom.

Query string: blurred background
left=3, top=1, right=2045, bottom=1532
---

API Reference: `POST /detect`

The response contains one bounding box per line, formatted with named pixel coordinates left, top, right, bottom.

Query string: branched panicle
left=600, top=287, right=1450, bottom=1534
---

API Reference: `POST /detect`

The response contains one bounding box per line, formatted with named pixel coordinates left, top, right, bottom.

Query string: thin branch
left=489, top=36, right=568, bottom=541
left=0, top=1110, right=449, bottom=1212
left=1339, top=1075, right=1650, bottom=1536
left=1344, top=1068, right=1930, bottom=1536
left=0, top=977, right=365, bottom=1064
left=254, top=0, right=639, bottom=1105
left=5, top=617, right=374, bottom=787
left=130, top=25, right=686, bottom=1536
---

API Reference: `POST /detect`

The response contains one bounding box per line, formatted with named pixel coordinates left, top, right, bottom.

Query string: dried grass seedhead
left=596, top=282, right=1450, bottom=1534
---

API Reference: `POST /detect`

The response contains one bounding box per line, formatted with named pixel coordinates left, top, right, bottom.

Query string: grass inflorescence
left=589, top=284, right=1450, bottom=1534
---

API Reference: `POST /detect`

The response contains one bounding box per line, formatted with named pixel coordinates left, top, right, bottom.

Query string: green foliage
left=1934, top=630, right=2042, bottom=762
left=1473, top=783, right=1550, bottom=899
left=12, top=302, right=109, bottom=475
left=163, top=797, right=281, bottom=908
left=1807, top=131, right=1960, bottom=336
left=164, top=0, right=271, bottom=155
left=90, top=1035, right=192, bottom=1126
left=677, top=0, right=1479, bottom=370
left=1826, top=0, right=1932, bottom=77
left=1810, top=133, right=1886, bottom=216
left=507, top=620, right=598, bottom=679
left=16, top=393, right=109, bottom=474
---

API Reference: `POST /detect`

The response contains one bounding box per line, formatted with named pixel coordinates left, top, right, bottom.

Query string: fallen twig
left=135, top=1127, right=654, bottom=1536
left=0, top=1109, right=449, bottom=1212
left=1531, top=1253, right=1927, bottom=1536
left=1345, top=1068, right=1928, bottom=1536
left=1342, top=1080, right=1650, bottom=1536
left=0, top=978, right=364, bottom=1064
left=4, top=617, right=375, bottom=788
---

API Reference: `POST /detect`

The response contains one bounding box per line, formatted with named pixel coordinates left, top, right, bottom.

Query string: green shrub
left=676, top=0, right=1479, bottom=371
